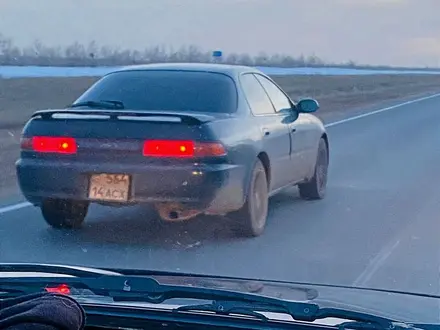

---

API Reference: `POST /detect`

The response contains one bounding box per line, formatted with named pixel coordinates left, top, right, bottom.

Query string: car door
left=253, top=74, right=310, bottom=182
left=239, top=73, right=292, bottom=191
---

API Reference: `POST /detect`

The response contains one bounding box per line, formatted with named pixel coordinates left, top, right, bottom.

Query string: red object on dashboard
left=143, top=140, right=226, bottom=158
left=45, top=284, right=71, bottom=295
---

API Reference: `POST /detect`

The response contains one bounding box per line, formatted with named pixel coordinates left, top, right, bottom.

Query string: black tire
left=230, top=159, right=269, bottom=237
left=298, top=138, right=328, bottom=200
left=41, top=199, right=89, bottom=229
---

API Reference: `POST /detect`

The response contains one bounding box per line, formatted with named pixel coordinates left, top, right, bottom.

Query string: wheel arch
left=257, top=151, right=271, bottom=190
left=241, top=151, right=271, bottom=204
left=321, top=132, right=329, bottom=163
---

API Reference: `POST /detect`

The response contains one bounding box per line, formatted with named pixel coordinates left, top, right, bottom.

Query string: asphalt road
left=1, top=93, right=440, bottom=299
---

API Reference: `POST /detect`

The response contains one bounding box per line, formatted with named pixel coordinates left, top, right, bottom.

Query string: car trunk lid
left=21, top=109, right=229, bottom=163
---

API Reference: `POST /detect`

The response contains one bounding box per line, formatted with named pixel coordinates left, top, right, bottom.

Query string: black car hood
left=1, top=263, right=439, bottom=324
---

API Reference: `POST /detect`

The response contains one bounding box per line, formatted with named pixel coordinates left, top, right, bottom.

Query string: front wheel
left=229, top=159, right=269, bottom=237
left=298, top=138, right=328, bottom=200
left=41, top=199, right=89, bottom=229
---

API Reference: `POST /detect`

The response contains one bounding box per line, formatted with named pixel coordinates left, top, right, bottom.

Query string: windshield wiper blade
left=0, top=263, right=318, bottom=300
left=175, top=300, right=287, bottom=321
left=0, top=275, right=418, bottom=328
left=175, top=300, right=409, bottom=328
left=69, top=100, right=125, bottom=109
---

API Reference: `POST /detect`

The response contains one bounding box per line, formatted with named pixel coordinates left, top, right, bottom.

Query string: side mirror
left=297, top=98, right=319, bottom=113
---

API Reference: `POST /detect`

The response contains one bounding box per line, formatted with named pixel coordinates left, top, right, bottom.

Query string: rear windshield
left=74, top=70, right=238, bottom=113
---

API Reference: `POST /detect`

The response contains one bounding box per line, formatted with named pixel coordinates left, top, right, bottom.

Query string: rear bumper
left=16, top=158, right=247, bottom=213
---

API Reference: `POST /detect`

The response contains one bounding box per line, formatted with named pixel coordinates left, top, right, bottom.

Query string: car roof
left=112, top=62, right=263, bottom=76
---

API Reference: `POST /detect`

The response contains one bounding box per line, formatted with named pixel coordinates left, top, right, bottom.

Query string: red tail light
left=143, top=140, right=226, bottom=158
left=45, top=284, right=71, bottom=295
left=21, top=136, right=77, bottom=154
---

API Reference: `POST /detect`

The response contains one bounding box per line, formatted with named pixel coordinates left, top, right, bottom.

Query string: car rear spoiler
left=31, top=109, right=218, bottom=125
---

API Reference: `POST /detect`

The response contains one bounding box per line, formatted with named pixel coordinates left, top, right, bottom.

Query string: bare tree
left=0, top=32, right=432, bottom=70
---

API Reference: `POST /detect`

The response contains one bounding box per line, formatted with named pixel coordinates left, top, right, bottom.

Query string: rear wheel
left=298, top=138, right=328, bottom=200
left=41, top=199, right=89, bottom=229
left=229, top=159, right=268, bottom=237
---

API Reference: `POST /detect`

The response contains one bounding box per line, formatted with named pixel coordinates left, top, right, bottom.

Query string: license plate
left=88, top=174, right=130, bottom=202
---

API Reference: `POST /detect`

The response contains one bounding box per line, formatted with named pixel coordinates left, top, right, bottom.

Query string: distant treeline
left=0, top=32, right=436, bottom=71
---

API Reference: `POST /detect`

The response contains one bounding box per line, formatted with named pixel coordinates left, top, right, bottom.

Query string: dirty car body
left=16, top=63, right=328, bottom=236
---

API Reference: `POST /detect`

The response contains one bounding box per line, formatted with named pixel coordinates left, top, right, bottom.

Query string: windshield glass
left=73, top=70, right=238, bottom=113
left=2, top=0, right=440, bottom=326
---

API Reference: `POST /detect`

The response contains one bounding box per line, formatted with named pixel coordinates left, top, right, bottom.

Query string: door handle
left=262, top=128, right=270, bottom=136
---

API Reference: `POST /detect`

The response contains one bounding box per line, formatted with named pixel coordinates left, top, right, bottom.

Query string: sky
left=0, top=0, right=439, bottom=67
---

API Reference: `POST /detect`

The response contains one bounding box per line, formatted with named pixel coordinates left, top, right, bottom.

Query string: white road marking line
left=1, top=91, right=440, bottom=216
left=352, top=240, right=400, bottom=287
left=325, top=92, right=440, bottom=127
left=0, top=201, right=32, bottom=215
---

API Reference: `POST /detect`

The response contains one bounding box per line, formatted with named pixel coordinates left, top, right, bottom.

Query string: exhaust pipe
left=155, top=202, right=202, bottom=222
left=169, top=211, right=179, bottom=220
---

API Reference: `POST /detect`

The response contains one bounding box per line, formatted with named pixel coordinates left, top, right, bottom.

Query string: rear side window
left=239, top=73, right=275, bottom=115
left=74, top=70, right=238, bottom=113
